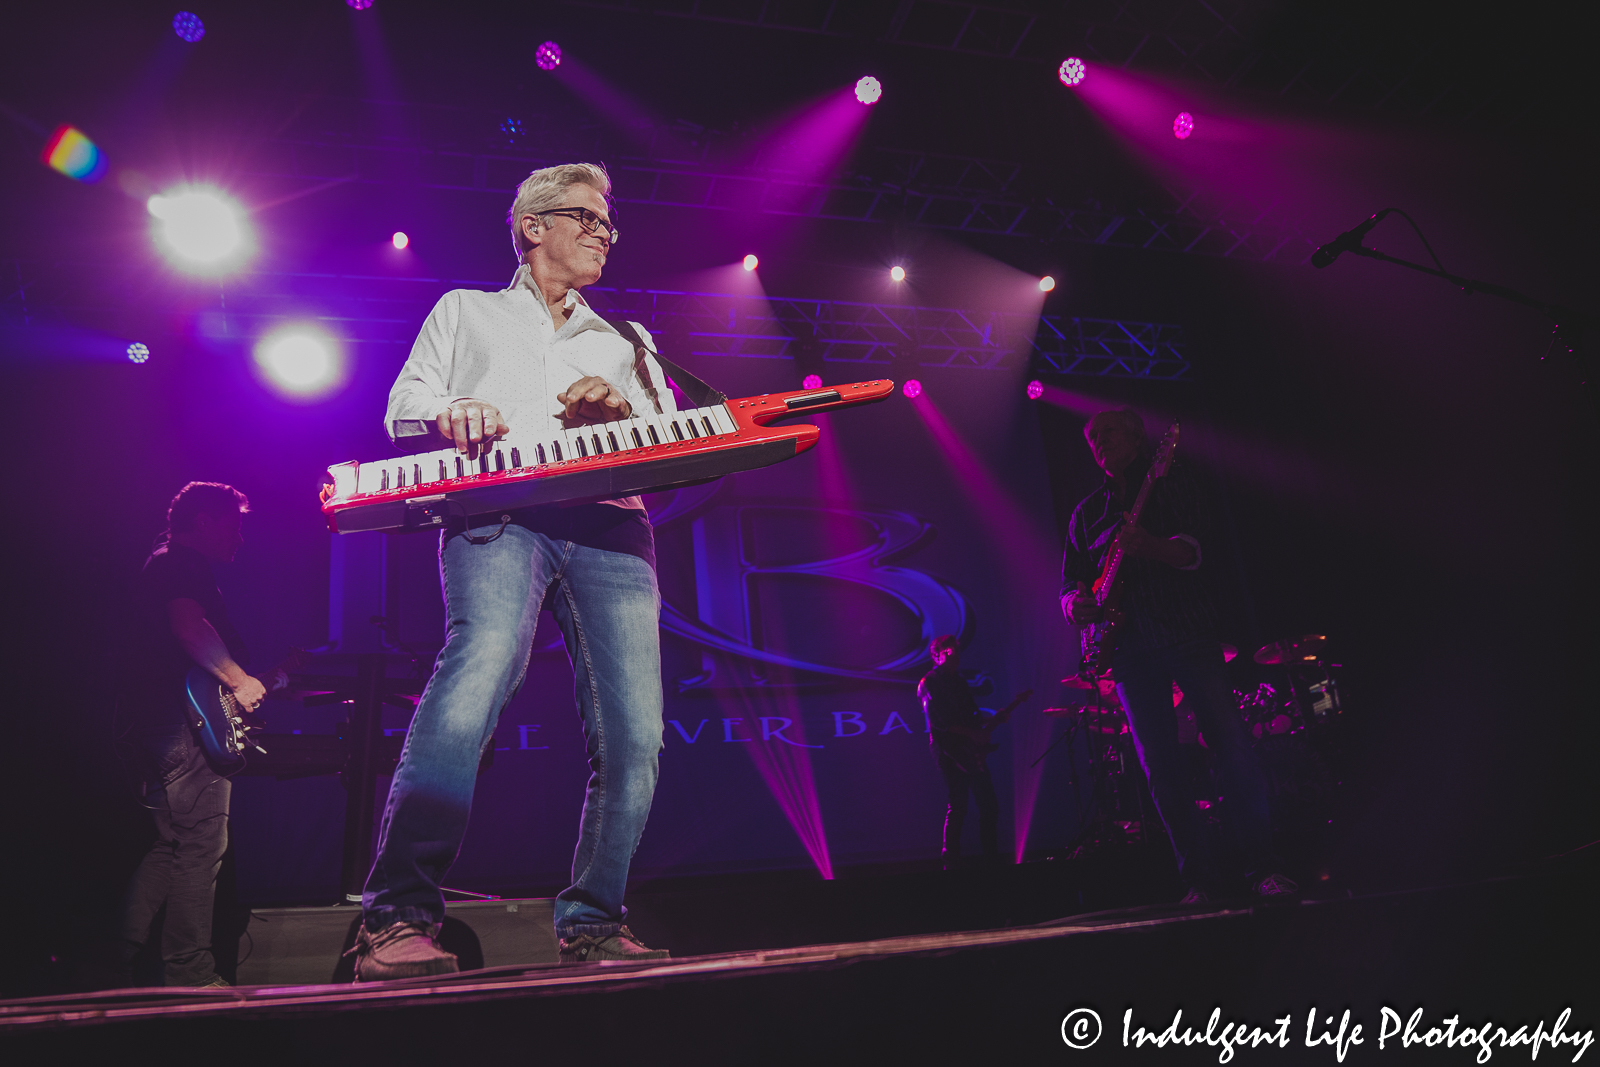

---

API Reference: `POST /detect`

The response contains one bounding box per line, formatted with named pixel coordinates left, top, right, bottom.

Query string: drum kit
left=1039, top=634, right=1345, bottom=857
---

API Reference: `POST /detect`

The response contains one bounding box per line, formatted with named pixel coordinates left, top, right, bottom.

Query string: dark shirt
left=1059, top=456, right=1219, bottom=653
left=118, top=543, right=249, bottom=728
left=918, top=667, right=988, bottom=769
left=473, top=503, right=655, bottom=568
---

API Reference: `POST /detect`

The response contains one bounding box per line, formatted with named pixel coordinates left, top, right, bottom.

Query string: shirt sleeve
left=386, top=291, right=461, bottom=445
left=152, top=550, right=216, bottom=608
left=1059, top=508, right=1094, bottom=607
left=1151, top=462, right=1212, bottom=571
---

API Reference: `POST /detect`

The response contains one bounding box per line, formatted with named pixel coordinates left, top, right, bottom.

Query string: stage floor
left=4, top=861, right=1594, bottom=1063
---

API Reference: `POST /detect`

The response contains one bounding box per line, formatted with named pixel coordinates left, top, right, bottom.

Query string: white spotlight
left=742, top=254, right=758, bottom=271
left=254, top=326, right=344, bottom=400
left=890, top=265, right=906, bottom=282
left=148, top=188, right=248, bottom=271
left=1039, top=275, right=1057, bottom=292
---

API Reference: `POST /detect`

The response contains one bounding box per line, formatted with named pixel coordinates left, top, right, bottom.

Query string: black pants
left=937, top=754, right=998, bottom=859
left=1114, top=639, right=1273, bottom=892
left=118, top=724, right=231, bottom=986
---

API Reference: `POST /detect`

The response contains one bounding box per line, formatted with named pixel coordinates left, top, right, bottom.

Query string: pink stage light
left=345, top=0, right=373, bottom=8
left=742, top=254, right=758, bottom=271
left=1058, top=57, right=1086, bottom=86
left=890, top=265, right=906, bottom=282
left=1174, top=112, right=1194, bottom=139
left=391, top=231, right=409, bottom=249
left=902, top=379, right=922, bottom=399
left=536, top=41, right=562, bottom=70
left=1038, top=275, right=1056, bottom=292
left=802, top=373, right=822, bottom=390
left=1026, top=379, right=1043, bottom=400
left=855, top=76, right=882, bottom=105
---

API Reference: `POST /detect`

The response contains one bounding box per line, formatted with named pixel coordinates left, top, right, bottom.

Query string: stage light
left=346, top=0, right=373, bottom=8
left=127, top=343, right=151, bottom=364
left=1039, top=275, right=1056, bottom=292
left=742, top=254, right=759, bottom=272
left=902, top=379, right=921, bottom=399
left=171, top=11, right=204, bottom=42
left=40, top=125, right=107, bottom=183
left=855, top=76, right=882, bottom=105
left=890, top=265, right=905, bottom=282
left=1026, top=379, right=1043, bottom=400
left=392, top=231, right=409, bottom=249
left=1174, top=112, right=1194, bottom=139
left=802, top=373, right=822, bottom=390
left=254, top=326, right=344, bottom=400
left=1058, top=58, right=1086, bottom=86
left=148, top=188, right=246, bottom=270
left=536, top=41, right=562, bottom=70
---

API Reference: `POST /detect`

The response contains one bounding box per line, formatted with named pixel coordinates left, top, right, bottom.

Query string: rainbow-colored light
left=41, top=126, right=108, bottom=183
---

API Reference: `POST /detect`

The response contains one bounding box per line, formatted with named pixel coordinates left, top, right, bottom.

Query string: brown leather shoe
left=558, top=925, right=669, bottom=964
left=349, top=921, right=459, bottom=982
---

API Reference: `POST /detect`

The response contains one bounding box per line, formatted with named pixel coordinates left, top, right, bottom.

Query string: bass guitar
left=1079, top=421, right=1181, bottom=676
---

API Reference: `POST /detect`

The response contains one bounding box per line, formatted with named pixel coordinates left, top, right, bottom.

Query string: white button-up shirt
left=386, top=264, right=677, bottom=511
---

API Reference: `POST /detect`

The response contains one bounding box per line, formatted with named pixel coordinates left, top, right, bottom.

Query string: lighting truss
left=567, top=0, right=1544, bottom=125
left=242, top=124, right=1314, bottom=261
left=1, top=262, right=1191, bottom=380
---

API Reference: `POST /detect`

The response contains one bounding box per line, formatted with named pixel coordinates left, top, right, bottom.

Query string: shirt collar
left=510, top=264, right=592, bottom=315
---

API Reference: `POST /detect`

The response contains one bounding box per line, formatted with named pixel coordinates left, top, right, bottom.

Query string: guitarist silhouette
left=918, top=635, right=1032, bottom=868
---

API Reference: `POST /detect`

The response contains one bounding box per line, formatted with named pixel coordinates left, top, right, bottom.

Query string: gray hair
left=1083, top=408, right=1147, bottom=445
left=507, top=162, right=613, bottom=260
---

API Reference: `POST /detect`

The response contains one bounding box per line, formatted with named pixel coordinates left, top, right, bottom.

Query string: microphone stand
left=1341, top=242, right=1596, bottom=419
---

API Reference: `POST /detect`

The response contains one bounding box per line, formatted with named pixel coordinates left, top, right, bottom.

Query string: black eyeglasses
left=540, top=207, right=620, bottom=245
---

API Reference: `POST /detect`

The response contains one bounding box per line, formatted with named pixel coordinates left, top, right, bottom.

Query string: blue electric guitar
left=183, top=650, right=306, bottom=769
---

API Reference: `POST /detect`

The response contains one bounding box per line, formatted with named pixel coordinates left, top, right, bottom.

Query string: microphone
left=1310, top=208, right=1393, bottom=269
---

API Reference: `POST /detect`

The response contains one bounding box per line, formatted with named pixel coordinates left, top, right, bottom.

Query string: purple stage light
left=126, top=343, right=150, bottom=364
left=1026, top=379, right=1043, bottom=400
left=255, top=326, right=344, bottom=400
left=391, top=231, right=409, bottom=249
left=1038, top=275, right=1056, bottom=292
left=346, top=0, right=373, bottom=7
left=1058, top=57, right=1086, bottom=86
left=536, top=41, right=562, bottom=70
left=802, top=373, right=822, bottom=390
left=854, top=76, right=882, bottom=105
left=1174, top=112, right=1194, bottom=139
left=890, top=265, right=905, bottom=282
left=172, top=11, right=204, bottom=42
left=902, top=379, right=921, bottom=399
left=742, top=254, right=758, bottom=271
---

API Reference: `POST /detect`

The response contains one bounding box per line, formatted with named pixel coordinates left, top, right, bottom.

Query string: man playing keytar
left=350, top=163, right=675, bottom=979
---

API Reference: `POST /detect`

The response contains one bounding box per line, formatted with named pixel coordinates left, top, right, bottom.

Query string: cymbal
left=1061, top=674, right=1116, bottom=693
left=1042, top=706, right=1128, bottom=735
left=1254, top=634, right=1328, bottom=665
left=1222, top=643, right=1238, bottom=663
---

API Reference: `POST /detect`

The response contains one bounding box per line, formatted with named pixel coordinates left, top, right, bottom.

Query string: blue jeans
left=1114, top=639, right=1271, bottom=892
left=363, top=518, right=664, bottom=939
